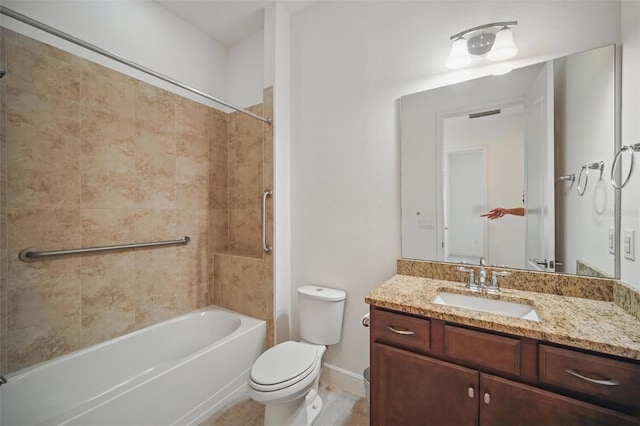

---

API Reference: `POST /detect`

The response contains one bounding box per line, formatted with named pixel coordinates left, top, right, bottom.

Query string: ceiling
left=155, top=1, right=314, bottom=47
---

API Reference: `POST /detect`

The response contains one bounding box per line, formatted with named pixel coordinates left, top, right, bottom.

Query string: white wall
left=1, top=0, right=230, bottom=110
left=228, top=31, right=264, bottom=108
left=620, top=1, right=640, bottom=288
left=264, top=4, right=293, bottom=344
left=290, top=1, right=621, bottom=392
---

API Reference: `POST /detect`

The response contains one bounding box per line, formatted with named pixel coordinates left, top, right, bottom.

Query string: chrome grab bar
left=19, top=236, right=190, bottom=262
left=611, top=143, right=640, bottom=189
left=262, top=190, right=272, bottom=254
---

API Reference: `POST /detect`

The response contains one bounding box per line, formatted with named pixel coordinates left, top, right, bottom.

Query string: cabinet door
left=373, top=342, right=478, bottom=426
left=480, top=373, right=640, bottom=426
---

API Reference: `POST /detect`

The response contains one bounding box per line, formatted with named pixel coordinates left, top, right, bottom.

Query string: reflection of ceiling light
left=445, top=21, right=518, bottom=69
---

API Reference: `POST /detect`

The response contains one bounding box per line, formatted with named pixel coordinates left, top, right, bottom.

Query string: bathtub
left=0, top=306, right=266, bottom=426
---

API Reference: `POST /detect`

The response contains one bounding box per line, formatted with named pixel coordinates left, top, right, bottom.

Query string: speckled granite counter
left=366, top=274, right=640, bottom=361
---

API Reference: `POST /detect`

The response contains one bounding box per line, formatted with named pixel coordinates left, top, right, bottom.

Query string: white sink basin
left=432, top=291, right=541, bottom=322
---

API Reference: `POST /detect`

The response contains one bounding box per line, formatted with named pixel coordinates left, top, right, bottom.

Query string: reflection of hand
left=481, top=208, right=508, bottom=219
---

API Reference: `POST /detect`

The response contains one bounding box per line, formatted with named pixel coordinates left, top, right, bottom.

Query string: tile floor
left=200, top=381, right=369, bottom=426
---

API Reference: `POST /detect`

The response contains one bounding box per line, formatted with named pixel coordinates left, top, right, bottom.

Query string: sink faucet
left=457, top=257, right=510, bottom=293
left=478, top=257, right=487, bottom=288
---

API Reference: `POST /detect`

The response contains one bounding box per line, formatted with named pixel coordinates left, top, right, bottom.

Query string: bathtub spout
left=0, top=375, right=7, bottom=386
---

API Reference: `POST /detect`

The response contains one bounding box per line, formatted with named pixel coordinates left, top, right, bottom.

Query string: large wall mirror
left=401, top=45, right=618, bottom=278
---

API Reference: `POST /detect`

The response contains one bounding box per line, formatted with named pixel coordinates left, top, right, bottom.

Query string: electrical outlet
left=608, top=227, right=615, bottom=255
left=624, top=229, right=635, bottom=261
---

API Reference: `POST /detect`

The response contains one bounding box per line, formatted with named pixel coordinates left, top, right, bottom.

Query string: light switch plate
left=624, top=229, right=635, bottom=261
left=418, top=218, right=434, bottom=229
left=608, top=227, right=615, bottom=255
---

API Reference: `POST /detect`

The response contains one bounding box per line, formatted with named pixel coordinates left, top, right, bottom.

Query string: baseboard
left=320, top=363, right=366, bottom=398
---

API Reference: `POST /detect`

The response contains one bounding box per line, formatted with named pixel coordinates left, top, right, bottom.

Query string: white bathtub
left=0, top=306, right=266, bottom=426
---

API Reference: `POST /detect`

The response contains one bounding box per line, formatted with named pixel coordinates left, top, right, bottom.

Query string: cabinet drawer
left=539, top=345, right=640, bottom=408
left=444, top=325, right=521, bottom=375
left=371, top=309, right=430, bottom=352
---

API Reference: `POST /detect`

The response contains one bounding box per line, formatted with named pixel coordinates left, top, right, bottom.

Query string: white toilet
left=248, top=285, right=347, bottom=426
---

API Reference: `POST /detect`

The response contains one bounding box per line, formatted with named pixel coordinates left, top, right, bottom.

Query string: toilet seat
left=249, top=341, right=322, bottom=392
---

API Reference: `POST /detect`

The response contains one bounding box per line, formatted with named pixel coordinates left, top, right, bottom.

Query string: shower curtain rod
left=0, top=6, right=272, bottom=124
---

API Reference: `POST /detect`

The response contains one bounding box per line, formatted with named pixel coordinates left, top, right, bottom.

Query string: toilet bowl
left=248, top=286, right=346, bottom=426
left=248, top=342, right=326, bottom=425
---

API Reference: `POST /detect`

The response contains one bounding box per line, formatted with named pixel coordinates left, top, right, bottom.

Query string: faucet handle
left=458, top=266, right=479, bottom=291
left=489, top=271, right=511, bottom=293
left=457, top=266, right=476, bottom=289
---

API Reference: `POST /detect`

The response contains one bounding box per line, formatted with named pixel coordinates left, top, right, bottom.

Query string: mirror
left=401, top=45, right=617, bottom=278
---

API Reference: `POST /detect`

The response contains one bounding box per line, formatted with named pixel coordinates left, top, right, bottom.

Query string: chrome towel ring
left=611, top=143, right=640, bottom=189
left=577, top=161, right=604, bottom=196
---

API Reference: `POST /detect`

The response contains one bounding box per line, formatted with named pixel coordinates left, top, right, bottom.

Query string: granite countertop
left=365, top=274, right=640, bottom=361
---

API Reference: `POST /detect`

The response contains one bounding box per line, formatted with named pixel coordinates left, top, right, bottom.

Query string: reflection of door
left=524, top=62, right=555, bottom=271
left=445, top=149, right=486, bottom=263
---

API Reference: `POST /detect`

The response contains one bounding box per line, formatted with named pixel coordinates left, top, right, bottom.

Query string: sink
left=431, top=291, right=541, bottom=322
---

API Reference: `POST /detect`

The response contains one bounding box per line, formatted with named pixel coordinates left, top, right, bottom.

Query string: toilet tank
left=298, top=286, right=346, bottom=345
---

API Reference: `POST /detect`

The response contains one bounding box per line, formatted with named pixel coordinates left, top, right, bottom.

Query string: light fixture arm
left=450, top=21, right=518, bottom=40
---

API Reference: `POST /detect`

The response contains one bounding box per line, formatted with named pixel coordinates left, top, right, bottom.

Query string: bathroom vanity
left=366, top=261, right=640, bottom=425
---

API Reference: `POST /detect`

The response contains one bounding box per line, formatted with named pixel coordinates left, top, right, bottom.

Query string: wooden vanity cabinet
left=370, top=307, right=640, bottom=426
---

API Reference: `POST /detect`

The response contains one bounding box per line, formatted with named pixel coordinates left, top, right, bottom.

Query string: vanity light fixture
left=445, top=21, right=518, bottom=69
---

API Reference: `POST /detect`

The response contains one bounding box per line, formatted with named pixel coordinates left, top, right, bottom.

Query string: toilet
left=248, top=285, right=347, bottom=426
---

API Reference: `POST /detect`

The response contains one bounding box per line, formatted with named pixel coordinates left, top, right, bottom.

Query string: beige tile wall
left=0, top=28, right=274, bottom=373
left=212, top=87, right=274, bottom=348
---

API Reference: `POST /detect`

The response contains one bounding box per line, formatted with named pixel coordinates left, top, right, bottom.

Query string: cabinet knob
left=484, top=393, right=491, bottom=404
left=467, top=387, right=474, bottom=398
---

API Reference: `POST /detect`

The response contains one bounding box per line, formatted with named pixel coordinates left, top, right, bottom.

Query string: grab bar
left=611, top=143, right=640, bottom=189
left=262, top=190, right=272, bottom=254
left=19, top=236, right=190, bottom=262
left=577, top=161, right=604, bottom=196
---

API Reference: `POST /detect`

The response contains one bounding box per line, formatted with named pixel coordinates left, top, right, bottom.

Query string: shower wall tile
left=81, top=173, right=136, bottom=209
left=134, top=208, right=177, bottom=241
left=176, top=97, right=210, bottom=139
left=80, top=252, right=136, bottom=346
left=81, top=208, right=136, bottom=246
left=80, top=106, right=136, bottom=175
left=0, top=249, right=7, bottom=374
left=3, top=29, right=275, bottom=373
left=77, top=58, right=137, bottom=116
left=134, top=174, right=176, bottom=209
left=6, top=125, right=81, bottom=208
left=7, top=267, right=82, bottom=371
left=209, top=209, right=229, bottom=252
left=2, top=31, right=218, bottom=373
left=134, top=248, right=179, bottom=328
left=7, top=207, right=82, bottom=250
left=212, top=88, right=274, bottom=347
left=7, top=34, right=80, bottom=102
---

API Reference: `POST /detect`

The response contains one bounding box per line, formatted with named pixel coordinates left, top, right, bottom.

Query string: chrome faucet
left=457, top=257, right=510, bottom=293
left=477, top=257, right=487, bottom=288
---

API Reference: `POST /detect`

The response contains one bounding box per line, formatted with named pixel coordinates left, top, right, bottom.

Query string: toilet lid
left=250, top=341, right=320, bottom=387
